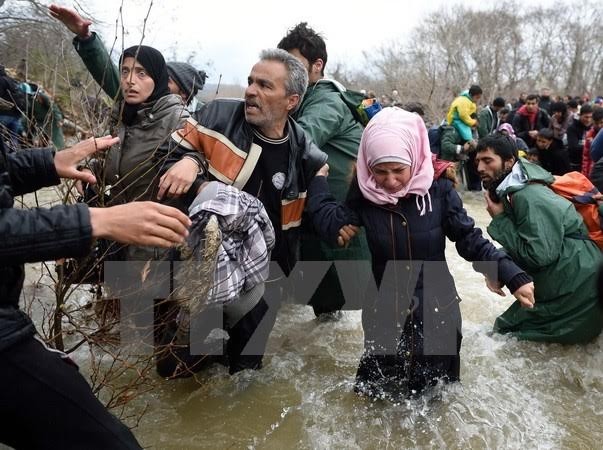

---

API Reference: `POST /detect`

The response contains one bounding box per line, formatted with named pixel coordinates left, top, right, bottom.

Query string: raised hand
left=48, top=4, right=92, bottom=39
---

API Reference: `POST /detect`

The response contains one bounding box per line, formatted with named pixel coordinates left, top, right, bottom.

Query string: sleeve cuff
left=506, top=272, right=532, bottom=294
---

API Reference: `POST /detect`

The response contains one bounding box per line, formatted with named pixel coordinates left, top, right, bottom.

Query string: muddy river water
left=22, top=190, right=603, bottom=449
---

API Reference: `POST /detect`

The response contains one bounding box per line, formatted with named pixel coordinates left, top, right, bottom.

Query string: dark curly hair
left=277, top=22, right=327, bottom=75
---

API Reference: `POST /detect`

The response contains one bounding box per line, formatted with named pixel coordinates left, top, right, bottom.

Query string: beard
left=483, top=167, right=512, bottom=202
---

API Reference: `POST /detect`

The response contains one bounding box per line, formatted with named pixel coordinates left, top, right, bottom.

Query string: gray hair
left=259, top=48, right=308, bottom=112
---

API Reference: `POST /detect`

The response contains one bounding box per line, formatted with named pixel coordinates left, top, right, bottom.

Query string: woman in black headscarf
left=82, top=45, right=203, bottom=260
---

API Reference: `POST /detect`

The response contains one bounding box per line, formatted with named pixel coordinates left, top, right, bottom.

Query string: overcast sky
left=54, top=0, right=557, bottom=85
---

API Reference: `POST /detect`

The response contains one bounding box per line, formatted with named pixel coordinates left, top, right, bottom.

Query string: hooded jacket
left=488, top=159, right=602, bottom=343
left=446, top=91, right=477, bottom=128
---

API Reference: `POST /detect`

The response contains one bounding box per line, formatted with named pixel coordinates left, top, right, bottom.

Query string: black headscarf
left=119, top=45, right=170, bottom=125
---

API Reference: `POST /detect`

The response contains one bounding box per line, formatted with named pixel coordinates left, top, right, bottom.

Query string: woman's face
left=371, top=162, right=412, bottom=194
left=120, top=56, right=155, bottom=104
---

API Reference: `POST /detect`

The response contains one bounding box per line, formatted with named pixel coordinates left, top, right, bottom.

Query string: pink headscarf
left=497, top=123, right=516, bottom=140
left=357, top=107, right=435, bottom=213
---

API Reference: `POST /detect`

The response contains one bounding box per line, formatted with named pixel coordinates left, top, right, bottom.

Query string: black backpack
left=0, top=75, right=26, bottom=113
left=428, top=124, right=444, bottom=155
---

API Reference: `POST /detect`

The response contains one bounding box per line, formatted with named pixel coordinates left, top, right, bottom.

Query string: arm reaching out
left=90, top=202, right=191, bottom=248
left=54, top=135, right=119, bottom=184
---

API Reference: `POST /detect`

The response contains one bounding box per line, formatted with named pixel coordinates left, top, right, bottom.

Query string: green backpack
left=335, top=84, right=382, bottom=127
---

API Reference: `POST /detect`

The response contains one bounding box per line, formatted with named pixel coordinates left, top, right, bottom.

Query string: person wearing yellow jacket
left=446, top=85, right=482, bottom=142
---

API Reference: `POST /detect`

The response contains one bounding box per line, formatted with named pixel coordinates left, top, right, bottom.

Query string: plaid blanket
left=187, top=181, right=275, bottom=305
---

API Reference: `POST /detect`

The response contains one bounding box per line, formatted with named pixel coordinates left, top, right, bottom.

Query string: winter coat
left=511, top=108, right=550, bottom=147
left=99, top=94, right=191, bottom=206
left=487, top=159, right=602, bottom=344
left=446, top=91, right=477, bottom=142
left=439, top=125, right=465, bottom=162
left=477, top=106, right=498, bottom=138
left=293, top=79, right=370, bottom=284
left=0, top=140, right=92, bottom=351
left=446, top=92, right=477, bottom=128
left=307, top=175, right=530, bottom=352
left=166, top=99, right=328, bottom=274
left=309, top=176, right=527, bottom=295
left=72, top=33, right=201, bottom=212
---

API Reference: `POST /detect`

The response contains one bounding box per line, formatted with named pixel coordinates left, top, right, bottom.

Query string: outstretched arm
left=306, top=166, right=361, bottom=247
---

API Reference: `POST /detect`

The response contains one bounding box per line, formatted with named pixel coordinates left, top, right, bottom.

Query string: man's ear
left=287, top=93, right=300, bottom=112
left=312, top=58, right=324, bottom=76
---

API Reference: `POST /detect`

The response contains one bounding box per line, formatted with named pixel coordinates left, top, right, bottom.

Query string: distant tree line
left=331, top=1, right=603, bottom=122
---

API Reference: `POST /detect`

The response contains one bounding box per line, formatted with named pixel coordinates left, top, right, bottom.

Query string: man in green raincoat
left=475, top=134, right=602, bottom=344
left=278, top=22, right=371, bottom=318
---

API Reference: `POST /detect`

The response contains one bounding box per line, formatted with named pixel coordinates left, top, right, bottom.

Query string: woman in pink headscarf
left=309, top=107, right=534, bottom=400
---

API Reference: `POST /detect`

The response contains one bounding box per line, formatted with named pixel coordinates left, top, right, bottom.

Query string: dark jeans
left=0, top=336, right=141, bottom=450
left=156, top=297, right=273, bottom=378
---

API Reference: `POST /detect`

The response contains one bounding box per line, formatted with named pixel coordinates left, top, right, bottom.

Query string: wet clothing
left=308, top=175, right=531, bottom=396
left=294, top=79, right=371, bottom=315
left=488, top=159, right=603, bottom=344
left=0, top=140, right=141, bottom=449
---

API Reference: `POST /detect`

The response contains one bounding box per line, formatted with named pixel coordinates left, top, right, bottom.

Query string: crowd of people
left=412, top=86, right=603, bottom=191
left=0, top=5, right=602, bottom=448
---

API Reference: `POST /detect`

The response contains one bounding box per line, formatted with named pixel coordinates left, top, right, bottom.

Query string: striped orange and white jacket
left=165, top=98, right=327, bottom=273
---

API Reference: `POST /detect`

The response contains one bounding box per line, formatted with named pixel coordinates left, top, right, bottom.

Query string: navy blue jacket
left=307, top=175, right=530, bottom=307
left=0, top=141, right=92, bottom=351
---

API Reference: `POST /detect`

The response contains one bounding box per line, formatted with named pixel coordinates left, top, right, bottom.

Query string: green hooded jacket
left=487, top=159, right=602, bottom=343
left=294, top=79, right=370, bottom=312
left=73, top=32, right=121, bottom=100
